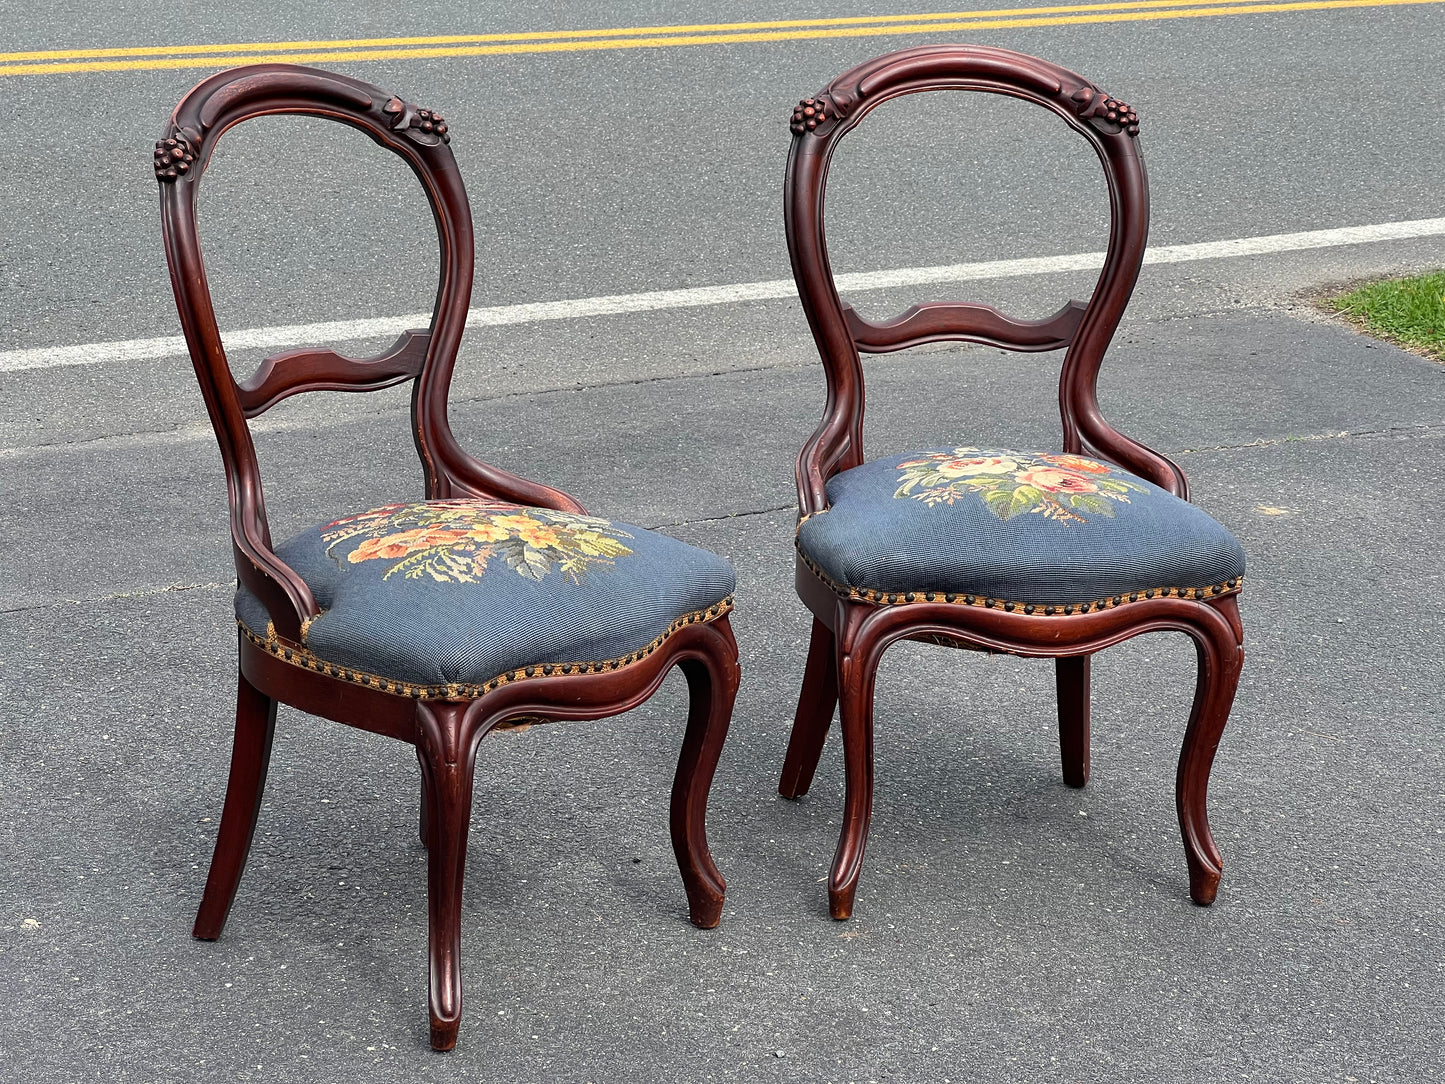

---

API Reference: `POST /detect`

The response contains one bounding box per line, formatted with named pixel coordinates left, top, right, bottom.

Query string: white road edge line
left=4, top=216, right=1443, bottom=375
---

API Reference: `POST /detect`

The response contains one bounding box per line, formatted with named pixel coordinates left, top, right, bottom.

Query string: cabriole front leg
left=1177, top=599, right=1245, bottom=906
left=828, top=646, right=878, bottom=921
left=415, top=701, right=485, bottom=1051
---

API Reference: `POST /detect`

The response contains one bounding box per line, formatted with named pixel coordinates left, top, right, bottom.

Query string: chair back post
left=157, top=65, right=485, bottom=640
left=1058, top=125, right=1187, bottom=497
left=784, top=44, right=1187, bottom=514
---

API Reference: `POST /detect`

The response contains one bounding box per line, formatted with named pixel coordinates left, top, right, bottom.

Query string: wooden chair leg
left=828, top=646, right=878, bottom=921
left=417, top=751, right=432, bottom=850
left=1055, top=654, right=1091, bottom=788
left=779, top=617, right=839, bottom=798
left=1177, top=604, right=1245, bottom=906
left=671, top=623, right=740, bottom=929
left=416, top=702, right=479, bottom=1051
left=193, top=670, right=278, bottom=941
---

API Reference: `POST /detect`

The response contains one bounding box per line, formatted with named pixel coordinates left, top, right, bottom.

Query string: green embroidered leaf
left=571, top=530, right=632, bottom=558
left=981, top=487, right=1015, bottom=518
left=1098, top=478, right=1144, bottom=497
left=999, top=485, right=1042, bottom=520
left=384, top=549, right=442, bottom=581
left=557, top=556, right=593, bottom=584
left=500, top=539, right=552, bottom=580
left=1068, top=493, right=1116, bottom=516
left=498, top=537, right=529, bottom=572
left=968, top=476, right=1010, bottom=493
left=523, top=544, right=552, bottom=580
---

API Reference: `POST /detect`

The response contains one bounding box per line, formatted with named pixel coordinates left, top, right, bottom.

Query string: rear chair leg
left=1055, top=654, right=1091, bottom=788
left=193, top=668, right=278, bottom=940
left=779, top=617, right=838, bottom=799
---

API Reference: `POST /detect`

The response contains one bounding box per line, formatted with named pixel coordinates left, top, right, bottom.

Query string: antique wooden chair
left=777, top=46, right=1246, bottom=920
left=155, top=64, right=739, bottom=1050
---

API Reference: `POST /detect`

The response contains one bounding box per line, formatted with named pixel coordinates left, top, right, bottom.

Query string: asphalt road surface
left=2, top=2, right=1443, bottom=1081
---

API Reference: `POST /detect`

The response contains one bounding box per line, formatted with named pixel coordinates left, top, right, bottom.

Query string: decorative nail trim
left=240, top=596, right=733, bottom=700
left=795, top=544, right=1241, bottom=614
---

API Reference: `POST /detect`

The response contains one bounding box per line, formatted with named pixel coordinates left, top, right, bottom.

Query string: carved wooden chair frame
left=777, top=46, right=1245, bottom=920
left=156, top=64, right=738, bottom=1050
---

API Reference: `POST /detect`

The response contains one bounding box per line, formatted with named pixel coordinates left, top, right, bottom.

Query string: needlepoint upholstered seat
left=776, top=46, right=1247, bottom=922
left=236, top=499, right=734, bottom=695
left=157, top=65, right=739, bottom=1052
left=795, top=448, right=1245, bottom=610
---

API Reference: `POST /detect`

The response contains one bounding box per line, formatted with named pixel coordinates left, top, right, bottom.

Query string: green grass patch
left=1330, top=270, right=1445, bottom=362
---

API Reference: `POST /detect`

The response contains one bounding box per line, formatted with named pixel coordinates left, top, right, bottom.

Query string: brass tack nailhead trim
left=794, top=545, right=1243, bottom=615
left=239, top=596, right=734, bottom=701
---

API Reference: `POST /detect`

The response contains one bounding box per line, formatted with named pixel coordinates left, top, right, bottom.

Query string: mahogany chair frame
left=155, top=64, right=738, bottom=1050
left=777, top=46, right=1244, bottom=920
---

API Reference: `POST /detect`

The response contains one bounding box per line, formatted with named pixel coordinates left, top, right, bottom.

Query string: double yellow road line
left=2, top=0, right=1438, bottom=78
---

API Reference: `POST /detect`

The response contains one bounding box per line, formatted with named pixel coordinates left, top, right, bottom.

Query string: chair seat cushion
left=796, top=447, right=1245, bottom=608
left=236, top=499, right=735, bottom=694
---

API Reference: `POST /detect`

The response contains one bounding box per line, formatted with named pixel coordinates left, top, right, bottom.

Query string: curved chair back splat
left=784, top=45, right=1188, bottom=514
left=156, top=64, right=581, bottom=641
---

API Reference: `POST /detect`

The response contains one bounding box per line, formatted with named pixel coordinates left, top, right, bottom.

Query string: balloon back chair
left=778, top=46, right=1246, bottom=920
left=155, top=64, right=739, bottom=1050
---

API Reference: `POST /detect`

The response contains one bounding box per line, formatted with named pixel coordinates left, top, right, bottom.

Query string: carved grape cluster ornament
left=383, top=96, right=450, bottom=145
left=791, top=97, right=830, bottom=135
left=153, top=133, right=197, bottom=181
left=1070, top=87, right=1140, bottom=136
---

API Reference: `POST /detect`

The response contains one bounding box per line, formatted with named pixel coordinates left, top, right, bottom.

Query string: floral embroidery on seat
left=894, top=448, right=1146, bottom=524
left=321, top=500, right=634, bottom=584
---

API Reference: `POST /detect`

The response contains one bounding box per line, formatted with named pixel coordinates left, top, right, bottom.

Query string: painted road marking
left=2, top=0, right=1441, bottom=76
left=2, top=217, right=1442, bottom=375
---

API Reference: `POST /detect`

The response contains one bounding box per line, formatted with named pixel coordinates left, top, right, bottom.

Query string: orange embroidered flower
left=466, top=522, right=510, bottom=543
left=935, top=455, right=1017, bottom=478
left=323, top=500, right=635, bottom=583
left=1039, top=454, right=1111, bottom=474
left=490, top=513, right=543, bottom=532
left=1014, top=468, right=1099, bottom=494
left=518, top=524, right=562, bottom=548
left=349, top=527, right=469, bottom=562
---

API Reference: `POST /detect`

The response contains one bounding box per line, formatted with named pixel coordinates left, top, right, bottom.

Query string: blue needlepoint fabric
left=235, top=499, right=735, bottom=685
left=796, top=447, right=1245, bottom=604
